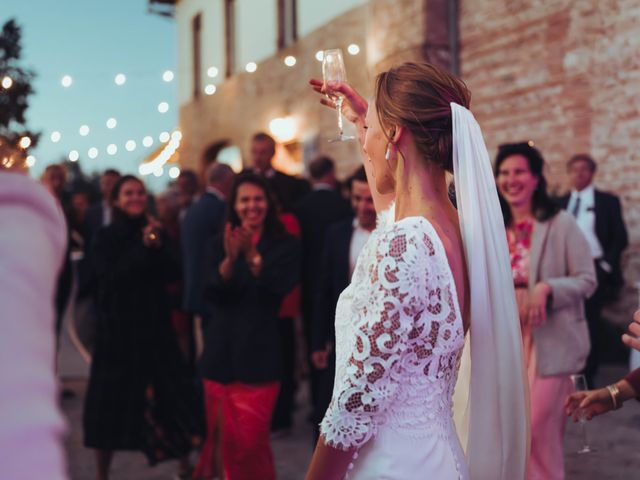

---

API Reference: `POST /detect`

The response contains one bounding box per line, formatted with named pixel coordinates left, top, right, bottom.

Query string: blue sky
left=3, top=0, right=177, bottom=190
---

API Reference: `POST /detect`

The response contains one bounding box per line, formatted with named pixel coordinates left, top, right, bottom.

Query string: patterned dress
left=320, top=209, right=468, bottom=479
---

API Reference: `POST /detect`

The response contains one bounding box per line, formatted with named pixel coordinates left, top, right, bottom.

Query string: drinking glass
left=322, top=49, right=354, bottom=142
left=570, top=374, right=596, bottom=454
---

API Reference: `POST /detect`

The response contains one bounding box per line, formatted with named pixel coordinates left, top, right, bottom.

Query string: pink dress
left=507, top=220, right=572, bottom=480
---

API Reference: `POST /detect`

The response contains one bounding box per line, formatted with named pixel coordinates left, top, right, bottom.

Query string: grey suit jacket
left=529, top=210, right=597, bottom=376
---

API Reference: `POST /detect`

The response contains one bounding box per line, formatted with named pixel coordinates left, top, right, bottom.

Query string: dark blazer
left=200, top=233, right=301, bottom=384
left=558, top=188, right=628, bottom=286
left=294, top=188, right=353, bottom=325
left=86, top=202, right=107, bottom=238
left=180, top=192, right=226, bottom=314
left=311, top=219, right=354, bottom=353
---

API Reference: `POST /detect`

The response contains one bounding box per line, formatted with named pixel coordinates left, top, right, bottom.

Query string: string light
left=142, top=136, right=154, bottom=147
left=88, top=147, right=99, bottom=159
left=115, top=73, right=126, bottom=86
left=26, top=155, right=36, bottom=167
left=284, top=55, right=296, bottom=67
left=1, top=76, right=12, bottom=89
left=18, top=136, right=31, bottom=149
left=207, top=66, right=219, bottom=78
left=159, top=131, right=170, bottom=143
left=157, top=102, right=169, bottom=113
left=50, top=131, right=61, bottom=143
left=162, top=70, right=174, bottom=82
left=153, top=167, right=164, bottom=177
left=168, top=166, right=180, bottom=179
left=107, top=144, right=117, bottom=155
left=204, top=84, right=216, bottom=95
left=125, top=140, right=137, bottom=152
left=106, top=118, right=117, bottom=129
left=61, top=75, right=73, bottom=87
left=69, top=150, right=79, bottom=162
left=347, top=44, right=360, bottom=55
left=315, top=51, right=324, bottom=62
left=139, top=130, right=182, bottom=176
left=79, top=125, right=90, bottom=136
left=245, top=62, right=257, bottom=73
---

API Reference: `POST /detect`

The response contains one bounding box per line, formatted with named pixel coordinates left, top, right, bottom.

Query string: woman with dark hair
left=495, top=143, right=597, bottom=480
left=305, top=62, right=529, bottom=479
left=193, top=173, right=301, bottom=480
left=83, top=175, right=201, bottom=480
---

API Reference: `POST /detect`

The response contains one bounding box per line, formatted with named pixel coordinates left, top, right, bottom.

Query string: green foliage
left=0, top=18, right=40, bottom=150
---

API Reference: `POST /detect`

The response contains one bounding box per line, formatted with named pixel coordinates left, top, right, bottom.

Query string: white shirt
left=349, top=218, right=372, bottom=277
left=206, top=186, right=225, bottom=201
left=567, top=184, right=603, bottom=259
left=102, top=200, right=112, bottom=226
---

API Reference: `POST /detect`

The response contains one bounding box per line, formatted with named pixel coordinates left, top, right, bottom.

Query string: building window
left=224, top=0, right=236, bottom=77
left=192, top=13, right=202, bottom=98
left=277, top=0, right=297, bottom=50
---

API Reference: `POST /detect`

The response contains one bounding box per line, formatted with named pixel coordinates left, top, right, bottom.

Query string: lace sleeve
left=320, top=224, right=434, bottom=450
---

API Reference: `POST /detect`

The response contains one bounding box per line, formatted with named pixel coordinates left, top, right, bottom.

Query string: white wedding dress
left=320, top=207, right=470, bottom=479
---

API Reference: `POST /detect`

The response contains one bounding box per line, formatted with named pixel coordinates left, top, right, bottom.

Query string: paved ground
left=61, top=365, right=640, bottom=479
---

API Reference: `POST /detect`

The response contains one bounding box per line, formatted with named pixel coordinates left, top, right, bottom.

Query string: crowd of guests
left=26, top=131, right=632, bottom=480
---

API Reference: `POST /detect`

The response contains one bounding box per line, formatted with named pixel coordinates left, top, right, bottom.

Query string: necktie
left=571, top=195, right=581, bottom=217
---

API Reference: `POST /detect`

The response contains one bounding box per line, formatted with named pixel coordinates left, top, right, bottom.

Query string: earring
left=385, top=144, right=391, bottom=161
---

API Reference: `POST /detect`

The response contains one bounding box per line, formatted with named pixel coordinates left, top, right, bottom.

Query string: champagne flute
left=322, top=49, right=355, bottom=142
left=570, top=374, right=596, bottom=454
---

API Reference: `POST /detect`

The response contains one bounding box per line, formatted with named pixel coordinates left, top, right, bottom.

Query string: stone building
left=150, top=0, right=639, bottom=322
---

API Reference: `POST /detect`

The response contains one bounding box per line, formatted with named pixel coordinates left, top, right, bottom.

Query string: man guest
left=559, top=153, right=628, bottom=387
left=310, top=167, right=377, bottom=440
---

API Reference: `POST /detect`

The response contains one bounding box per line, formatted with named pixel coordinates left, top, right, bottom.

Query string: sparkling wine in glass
left=322, top=49, right=355, bottom=142
left=570, top=374, right=596, bottom=454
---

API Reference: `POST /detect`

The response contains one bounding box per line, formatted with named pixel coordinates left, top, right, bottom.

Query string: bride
left=305, top=62, right=529, bottom=479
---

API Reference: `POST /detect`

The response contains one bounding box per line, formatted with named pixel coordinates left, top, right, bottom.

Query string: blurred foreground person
left=0, top=147, right=68, bottom=479
left=566, top=309, right=640, bottom=420
left=83, top=175, right=201, bottom=480
left=495, top=142, right=596, bottom=480
left=194, top=173, right=300, bottom=480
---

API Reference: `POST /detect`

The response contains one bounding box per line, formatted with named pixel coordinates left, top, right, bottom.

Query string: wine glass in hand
left=322, top=49, right=355, bottom=142
left=570, top=374, right=596, bottom=454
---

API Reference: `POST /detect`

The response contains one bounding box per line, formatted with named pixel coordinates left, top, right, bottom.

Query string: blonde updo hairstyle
left=374, top=62, right=471, bottom=173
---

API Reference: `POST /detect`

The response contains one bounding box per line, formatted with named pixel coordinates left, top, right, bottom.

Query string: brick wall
left=460, top=0, right=640, bottom=321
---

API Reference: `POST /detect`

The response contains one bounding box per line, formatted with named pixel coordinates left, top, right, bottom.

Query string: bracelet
left=606, top=384, right=623, bottom=410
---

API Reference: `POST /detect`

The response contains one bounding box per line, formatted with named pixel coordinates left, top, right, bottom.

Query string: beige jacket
left=529, top=210, right=597, bottom=376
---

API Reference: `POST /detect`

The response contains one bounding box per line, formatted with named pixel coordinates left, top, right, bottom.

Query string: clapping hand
left=622, top=309, right=640, bottom=352
left=223, top=223, right=243, bottom=261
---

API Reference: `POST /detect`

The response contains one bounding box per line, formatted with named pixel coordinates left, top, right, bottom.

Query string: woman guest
left=193, top=173, right=301, bottom=480
left=495, top=143, right=597, bottom=480
left=83, top=175, right=201, bottom=480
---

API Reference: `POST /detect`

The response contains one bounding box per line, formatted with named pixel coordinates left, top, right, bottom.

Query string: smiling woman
left=494, top=142, right=596, bottom=479
left=193, top=173, right=301, bottom=480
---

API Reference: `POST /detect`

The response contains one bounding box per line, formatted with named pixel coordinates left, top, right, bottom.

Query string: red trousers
left=193, top=380, right=280, bottom=480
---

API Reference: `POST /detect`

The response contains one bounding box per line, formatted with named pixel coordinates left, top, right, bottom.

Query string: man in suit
left=182, top=162, right=234, bottom=315
left=181, top=163, right=235, bottom=356
left=86, top=169, right=120, bottom=236
left=309, top=166, right=377, bottom=440
left=294, top=156, right=352, bottom=422
left=247, top=132, right=310, bottom=212
left=559, top=153, right=628, bottom=387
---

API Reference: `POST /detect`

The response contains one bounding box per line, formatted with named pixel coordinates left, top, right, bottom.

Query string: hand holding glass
left=322, top=49, right=354, bottom=142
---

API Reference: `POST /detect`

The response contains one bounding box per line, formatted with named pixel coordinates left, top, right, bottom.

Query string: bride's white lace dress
left=320, top=208, right=470, bottom=479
